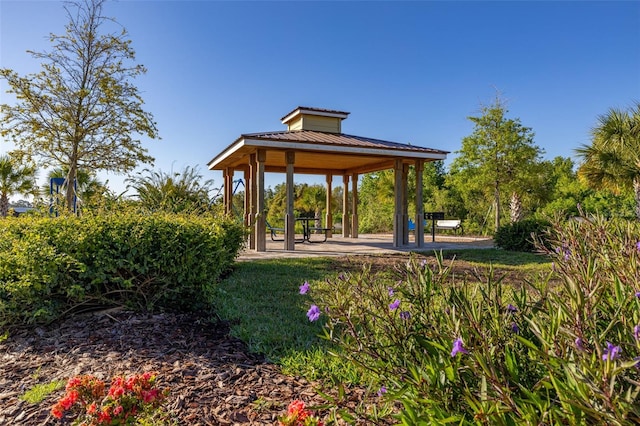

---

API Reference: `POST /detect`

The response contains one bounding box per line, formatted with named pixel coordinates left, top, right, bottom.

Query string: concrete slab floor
left=237, top=233, right=494, bottom=261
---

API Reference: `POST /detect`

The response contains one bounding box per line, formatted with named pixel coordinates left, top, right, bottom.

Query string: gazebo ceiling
left=208, top=128, right=449, bottom=176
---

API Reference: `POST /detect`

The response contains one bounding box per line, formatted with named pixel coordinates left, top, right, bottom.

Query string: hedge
left=0, top=212, right=245, bottom=326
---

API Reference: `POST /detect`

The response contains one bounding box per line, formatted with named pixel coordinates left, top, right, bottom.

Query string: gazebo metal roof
left=207, top=129, right=448, bottom=175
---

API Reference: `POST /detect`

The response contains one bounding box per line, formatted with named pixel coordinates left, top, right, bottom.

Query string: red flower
left=97, top=408, right=112, bottom=423
left=51, top=404, right=64, bottom=419
left=287, top=399, right=308, bottom=418
left=141, top=389, right=159, bottom=403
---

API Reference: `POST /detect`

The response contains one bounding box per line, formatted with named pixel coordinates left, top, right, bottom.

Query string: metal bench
left=435, top=219, right=463, bottom=234
left=265, top=220, right=285, bottom=241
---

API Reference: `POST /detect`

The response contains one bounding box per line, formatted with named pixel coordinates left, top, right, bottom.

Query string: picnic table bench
left=266, top=219, right=332, bottom=243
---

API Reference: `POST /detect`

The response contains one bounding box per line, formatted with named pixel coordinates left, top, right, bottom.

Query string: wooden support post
left=249, top=153, right=257, bottom=250
left=325, top=174, right=333, bottom=238
left=415, top=160, right=424, bottom=248
left=402, top=163, right=409, bottom=245
left=393, top=159, right=403, bottom=247
left=224, top=168, right=234, bottom=216
left=351, top=173, right=359, bottom=238
left=255, top=149, right=266, bottom=252
left=285, top=151, right=296, bottom=251
left=342, top=175, right=350, bottom=237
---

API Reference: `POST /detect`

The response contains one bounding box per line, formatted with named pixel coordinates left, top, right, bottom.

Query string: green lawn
left=211, top=249, right=552, bottom=383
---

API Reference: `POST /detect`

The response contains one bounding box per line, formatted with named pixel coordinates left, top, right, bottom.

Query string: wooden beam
left=248, top=153, right=257, bottom=250
left=326, top=174, right=333, bottom=238
left=351, top=173, right=359, bottom=238
left=285, top=151, right=296, bottom=251
left=393, top=159, right=403, bottom=247
left=415, top=160, right=424, bottom=248
left=342, top=175, right=350, bottom=237
left=402, top=163, right=409, bottom=245
left=255, top=149, right=266, bottom=252
left=264, top=165, right=347, bottom=175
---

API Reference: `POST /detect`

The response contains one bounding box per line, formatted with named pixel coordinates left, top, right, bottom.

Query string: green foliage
left=304, top=215, right=640, bottom=424
left=450, top=95, right=544, bottom=232
left=126, top=166, right=218, bottom=214
left=576, top=101, right=640, bottom=219
left=494, top=218, right=551, bottom=252
left=0, top=212, right=244, bottom=326
left=358, top=162, right=447, bottom=234
left=21, top=380, right=65, bottom=404
left=0, top=0, right=158, bottom=209
left=0, top=154, right=37, bottom=218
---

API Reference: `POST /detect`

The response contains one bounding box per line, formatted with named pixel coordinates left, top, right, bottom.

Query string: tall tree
left=576, top=102, right=640, bottom=219
left=0, top=0, right=158, bottom=210
left=44, top=167, right=108, bottom=212
left=450, top=96, right=542, bottom=232
left=0, top=155, right=37, bottom=217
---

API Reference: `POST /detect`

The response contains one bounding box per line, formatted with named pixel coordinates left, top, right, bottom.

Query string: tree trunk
left=0, top=193, right=9, bottom=217
left=65, top=163, right=78, bottom=214
left=634, top=178, right=640, bottom=220
left=510, top=192, right=524, bottom=223
left=494, top=184, right=501, bottom=232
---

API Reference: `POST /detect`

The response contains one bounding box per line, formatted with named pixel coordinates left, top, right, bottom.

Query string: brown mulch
left=0, top=309, right=370, bottom=426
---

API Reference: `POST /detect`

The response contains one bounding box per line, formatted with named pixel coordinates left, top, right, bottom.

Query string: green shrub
left=0, top=212, right=245, bottom=326
left=303, top=215, right=640, bottom=424
left=494, top=218, right=550, bottom=252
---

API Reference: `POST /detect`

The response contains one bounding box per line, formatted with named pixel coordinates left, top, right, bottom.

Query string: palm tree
left=576, top=102, right=640, bottom=218
left=126, top=165, right=215, bottom=214
left=0, top=155, right=37, bottom=217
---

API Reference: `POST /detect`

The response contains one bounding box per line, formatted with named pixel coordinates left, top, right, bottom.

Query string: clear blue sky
left=1, top=0, right=639, bottom=198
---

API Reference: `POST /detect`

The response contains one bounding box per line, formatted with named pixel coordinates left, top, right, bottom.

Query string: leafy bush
left=0, top=212, right=245, bottom=326
left=302, top=215, right=640, bottom=424
left=494, top=218, right=550, bottom=252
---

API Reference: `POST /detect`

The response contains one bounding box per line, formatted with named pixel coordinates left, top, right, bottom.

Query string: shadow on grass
left=212, top=258, right=335, bottom=361
left=432, top=248, right=552, bottom=268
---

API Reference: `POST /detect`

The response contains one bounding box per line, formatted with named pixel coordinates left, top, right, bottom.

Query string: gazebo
left=207, top=106, right=448, bottom=252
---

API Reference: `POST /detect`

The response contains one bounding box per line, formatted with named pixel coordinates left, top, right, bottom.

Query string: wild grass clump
left=302, top=214, right=640, bottom=424
left=0, top=212, right=245, bottom=326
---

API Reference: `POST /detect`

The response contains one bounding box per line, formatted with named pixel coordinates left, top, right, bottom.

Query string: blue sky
left=1, top=0, right=639, bottom=198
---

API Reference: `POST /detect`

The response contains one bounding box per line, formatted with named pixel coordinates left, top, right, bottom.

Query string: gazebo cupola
left=280, top=107, right=350, bottom=133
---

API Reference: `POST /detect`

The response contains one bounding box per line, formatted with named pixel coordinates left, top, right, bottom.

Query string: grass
left=20, top=380, right=65, bottom=404
left=438, top=248, right=551, bottom=268
left=213, top=249, right=553, bottom=384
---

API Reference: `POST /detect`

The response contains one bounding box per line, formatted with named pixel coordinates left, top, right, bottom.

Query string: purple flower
left=510, top=322, right=520, bottom=333
left=451, top=338, right=469, bottom=357
left=338, top=272, right=345, bottom=280
left=388, top=287, right=395, bottom=297
left=299, top=281, right=310, bottom=295
left=575, top=337, right=585, bottom=351
left=634, top=325, right=640, bottom=341
left=389, top=299, right=401, bottom=311
left=636, top=241, right=640, bottom=252
left=635, top=357, right=640, bottom=370
left=602, top=341, right=621, bottom=361
left=636, top=291, right=640, bottom=298
left=400, top=311, right=411, bottom=320
left=377, top=386, right=387, bottom=397
left=507, top=304, right=517, bottom=313
left=306, top=305, right=321, bottom=322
